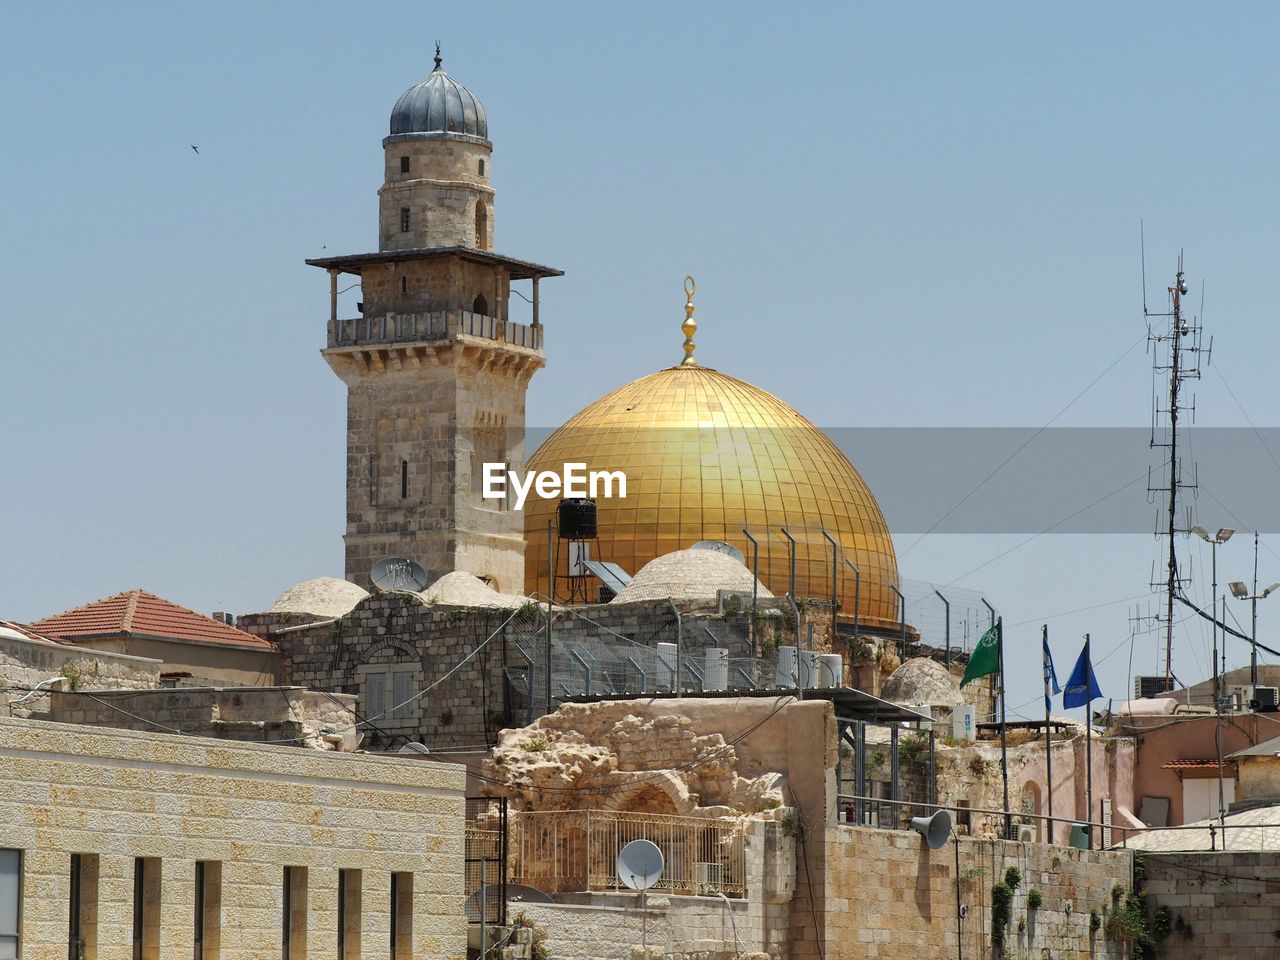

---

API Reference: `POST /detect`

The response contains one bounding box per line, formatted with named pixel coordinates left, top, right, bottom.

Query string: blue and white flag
left=1042, top=633, right=1061, bottom=713
left=1062, top=638, right=1103, bottom=709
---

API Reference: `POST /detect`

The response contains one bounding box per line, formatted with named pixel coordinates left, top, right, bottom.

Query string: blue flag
left=1042, top=634, right=1061, bottom=713
left=1062, top=639, right=1102, bottom=709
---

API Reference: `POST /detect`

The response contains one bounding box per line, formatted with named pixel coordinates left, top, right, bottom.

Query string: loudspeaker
left=909, top=810, right=953, bottom=850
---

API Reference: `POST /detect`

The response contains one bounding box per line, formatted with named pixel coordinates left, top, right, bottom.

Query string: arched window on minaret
left=472, top=294, right=489, bottom=316
left=475, top=201, right=488, bottom=250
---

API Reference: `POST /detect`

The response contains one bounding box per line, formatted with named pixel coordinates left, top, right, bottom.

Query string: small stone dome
left=389, top=51, right=488, bottom=141
left=270, top=577, right=369, bottom=618
left=882, top=657, right=964, bottom=707
left=610, top=548, right=774, bottom=605
left=420, top=571, right=529, bottom=609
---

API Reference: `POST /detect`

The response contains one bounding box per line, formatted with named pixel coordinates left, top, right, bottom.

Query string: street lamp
left=1228, top=579, right=1280, bottom=687
left=1192, top=526, right=1235, bottom=703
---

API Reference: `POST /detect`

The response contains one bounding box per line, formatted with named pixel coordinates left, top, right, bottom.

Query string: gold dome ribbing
left=523, top=361, right=900, bottom=629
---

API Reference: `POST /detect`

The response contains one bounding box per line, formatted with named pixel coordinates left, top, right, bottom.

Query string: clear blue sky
left=4, top=1, right=1280, bottom=713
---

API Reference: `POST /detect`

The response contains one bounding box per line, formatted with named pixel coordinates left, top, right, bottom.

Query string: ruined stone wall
left=0, top=634, right=159, bottom=718
left=0, top=715, right=467, bottom=960
left=47, top=686, right=359, bottom=751
left=1144, top=850, right=1280, bottom=957
left=817, top=826, right=1132, bottom=960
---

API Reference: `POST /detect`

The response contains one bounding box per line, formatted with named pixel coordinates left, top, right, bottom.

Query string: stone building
left=28, top=588, right=281, bottom=686
left=0, top=714, right=467, bottom=959
left=306, top=51, right=562, bottom=594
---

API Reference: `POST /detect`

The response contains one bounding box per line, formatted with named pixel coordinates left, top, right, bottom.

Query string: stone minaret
left=308, top=50, right=562, bottom=592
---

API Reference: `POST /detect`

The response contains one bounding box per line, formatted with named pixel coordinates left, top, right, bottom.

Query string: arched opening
left=475, top=200, right=488, bottom=250
left=472, top=294, right=489, bottom=316
left=1019, top=780, right=1042, bottom=840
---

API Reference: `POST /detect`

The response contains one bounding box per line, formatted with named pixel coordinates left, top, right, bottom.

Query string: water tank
left=558, top=498, right=597, bottom=538
left=656, top=642, right=679, bottom=690
left=818, top=654, right=843, bottom=689
left=704, top=648, right=729, bottom=692
left=798, top=650, right=821, bottom=689
left=776, top=646, right=798, bottom=688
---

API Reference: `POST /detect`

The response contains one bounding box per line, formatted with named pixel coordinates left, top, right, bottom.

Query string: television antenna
left=1144, top=242, right=1211, bottom=692
left=370, top=557, right=429, bottom=593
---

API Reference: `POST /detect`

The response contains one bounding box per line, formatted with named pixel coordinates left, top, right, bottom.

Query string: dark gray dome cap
left=388, top=49, right=488, bottom=142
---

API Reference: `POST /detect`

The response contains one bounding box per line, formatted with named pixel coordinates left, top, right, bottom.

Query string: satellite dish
left=616, top=839, right=664, bottom=891
left=691, top=540, right=746, bottom=565
left=397, top=742, right=431, bottom=755
left=370, top=557, right=429, bottom=593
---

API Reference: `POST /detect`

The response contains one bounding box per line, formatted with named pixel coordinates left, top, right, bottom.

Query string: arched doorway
left=472, top=294, right=489, bottom=316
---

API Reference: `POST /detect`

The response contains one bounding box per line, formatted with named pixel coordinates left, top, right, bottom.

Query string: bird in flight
left=190, top=144, right=199, bottom=154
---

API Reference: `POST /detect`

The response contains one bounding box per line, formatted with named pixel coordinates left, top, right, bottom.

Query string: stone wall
left=1144, top=850, right=1280, bottom=957
left=514, top=895, right=758, bottom=960
left=379, top=137, right=494, bottom=251
left=0, top=715, right=467, bottom=960
left=818, top=826, right=1132, bottom=960
left=0, top=631, right=159, bottom=718
left=47, top=685, right=359, bottom=750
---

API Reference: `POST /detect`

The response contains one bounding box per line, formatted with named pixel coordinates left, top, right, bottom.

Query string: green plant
left=1004, top=865, right=1022, bottom=890
left=1150, top=906, right=1171, bottom=941
left=1017, top=916, right=1026, bottom=933
left=991, top=882, right=1014, bottom=949
left=1089, top=910, right=1101, bottom=934
left=968, top=755, right=989, bottom=777
left=59, top=664, right=83, bottom=692
left=898, top=732, right=928, bottom=766
left=1026, top=889, right=1043, bottom=910
left=1111, top=883, right=1125, bottom=906
left=1133, top=855, right=1147, bottom=885
left=869, top=748, right=887, bottom=768
left=521, top=736, right=550, bottom=752
left=780, top=808, right=798, bottom=837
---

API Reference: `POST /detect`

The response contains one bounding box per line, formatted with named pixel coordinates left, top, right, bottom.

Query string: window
left=474, top=201, right=487, bottom=249
left=364, top=674, right=386, bottom=720
left=69, top=853, right=99, bottom=960
left=400, top=459, right=409, bottom=500
left=282, top=867, right=306, bottom=960
left=338, top=870, right=361, bottom=960
left=132, top=858, right=160, bottom=960
left=400, top=207, right=410, bottom=233
left=194, top=861, right=221, bottom=960
left=478, top=158, right=485, bottom=177
left=472, top=294, right=488, bottom=316
left=390, top=873, right=412, bottom=960
left=392, top=672, right=413, bottom=721
left=0, top=849, right=19, bottom=960
left=399, top=156, right=409, bottom=174
left=400, top=276, right=407, bottom=295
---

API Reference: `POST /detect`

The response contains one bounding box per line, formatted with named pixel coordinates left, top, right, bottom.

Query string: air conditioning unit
left=693, top=861, right=723, bottom=894
left=1252, top=687, right=1280, bottom=712
left=1230, top=685, right=1255, bottom=712
left=1015, top=824, right=1036, bottom=843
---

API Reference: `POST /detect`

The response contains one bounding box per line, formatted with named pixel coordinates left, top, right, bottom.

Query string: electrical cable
left=899, top=334, right=1145, bottom=560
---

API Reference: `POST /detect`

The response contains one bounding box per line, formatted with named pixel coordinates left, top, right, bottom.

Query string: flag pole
left=998, top=616, right=1011, bottom=840
left=1084, top=632, right=1093, bottom=851
left=1043, top=624, right=1054, bottom=844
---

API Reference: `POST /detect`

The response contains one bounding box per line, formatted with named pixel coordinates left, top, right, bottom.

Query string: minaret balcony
left=326, top=309, right=542, bottom=352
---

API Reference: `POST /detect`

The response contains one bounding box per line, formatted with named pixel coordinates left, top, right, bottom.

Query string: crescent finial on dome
left=680, top=275, right=698, bottom=367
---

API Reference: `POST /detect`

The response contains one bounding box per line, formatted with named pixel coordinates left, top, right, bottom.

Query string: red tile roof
left=0, top=618, right=62, bottom=646
left=1161, top=759, right=1237, bottom=770
left=29, top=589, right=273, bottom=650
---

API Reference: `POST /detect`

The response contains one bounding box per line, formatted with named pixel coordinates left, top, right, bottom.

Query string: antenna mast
left=1146, top=249, right=1208, bottom=691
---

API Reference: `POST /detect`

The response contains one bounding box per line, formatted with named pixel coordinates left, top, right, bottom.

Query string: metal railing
left=465, top=797, right=508, bottom=925
left=836, top=793, right=1140, bottom=850
left=327, top=310, right=541, bottom=350
left=509, top=809, right=746, bottom=897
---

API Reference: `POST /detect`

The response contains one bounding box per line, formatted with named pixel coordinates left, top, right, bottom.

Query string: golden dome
left=523, top=362, right=900, bottom=630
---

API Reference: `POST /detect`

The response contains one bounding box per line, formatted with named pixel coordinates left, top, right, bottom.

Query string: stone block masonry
left=0, top=715, right=467, bottom=959
left=1144, top=850, right=1280, bottom=958
left=819, top=826, right=1132, bottom=959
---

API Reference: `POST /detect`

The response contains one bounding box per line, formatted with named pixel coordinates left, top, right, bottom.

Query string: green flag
left=960, top=623, right=1001, bottom=688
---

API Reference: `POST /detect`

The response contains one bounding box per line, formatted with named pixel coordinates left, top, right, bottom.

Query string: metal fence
left=509, top=809, right=746, bottom=898
left=899, top=578, right=997, bottom=658
left=465, top=796, right=507, bottom=925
